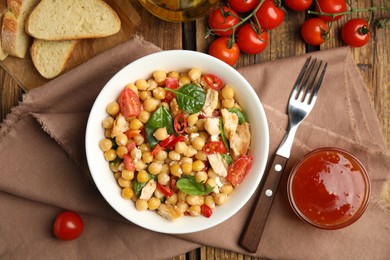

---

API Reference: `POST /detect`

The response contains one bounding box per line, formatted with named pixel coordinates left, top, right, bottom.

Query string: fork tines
left=292, top=57, right=328, bottom=104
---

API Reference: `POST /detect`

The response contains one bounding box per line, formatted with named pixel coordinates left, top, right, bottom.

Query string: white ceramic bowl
left=85, top=50, right=269, bottom=234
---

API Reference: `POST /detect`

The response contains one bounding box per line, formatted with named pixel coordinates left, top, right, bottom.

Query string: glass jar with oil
left=139, top=0, right=220, bottom=22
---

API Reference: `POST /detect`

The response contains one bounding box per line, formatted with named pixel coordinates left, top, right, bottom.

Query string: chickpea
left=104, top=149, right=117, bottom=161
left=154, top=188, right=165, bottom=199
left=180, top=157, right=193, bottom=165
left=192, top=160, right=205, bottom=172
left=134, top=160, right=147, bottom=171
left=181, top=163, right=192, bottom=175
left=160, top=164, right=170, bottom=174
left=155, top=150, right=168, bottom=161
left=165, top=193, right=178, bottom=205
left=188, top=68, right=201, bottom=82
left=136, top=79, right=148, bottom=91
left=139, top=143, right=151, bottom=153
left=157, top=172, right=170, bottom=185
left=114, top=172, right=121, bottom=179
left=195, top=150, right=207, bottom=161
left=106, top=101, right=120, bottom=116
left=99, top=138, right=112, bottom=152
left=195, top=171, right=208, bottom=183
left=142, top=151, right=154, bottom=164
left=137, top=170, right=149, bottom=183
left=116, top=146, right=128, bottom=158
left=135, top=199, right=148, bottom=211
left=222, top=98, right=235, bottom=109
left=206, top=177, right=217, bottom=189
left=174, top=141, right=187, bottom=154
left=177, top=190, right=186, bottom=201
left=109, top=162, right=119, bottom=172
left=186, top=195, right=204, bottom=206
left=186, top=125, right=198, bottom=134
left=221, top=184, right=234, bottom=195
left=196, top=119, right=205, bottom=131
left=148, top=162, right=162, bottom=175
left=133, top=134, right=145, bottom=146
left=221, top=85, right=235, bottom=99
left=170, top=163, right=182, bottom=177
left=102, top=116, right=114, bottom=129
left=121, top=170, right=134, bottom=181
left=104, top=129, right=112, bottom=138
left=152, top=70, right=167, bottom=85
left=148, top=197, right=161, bottom=210
left=176, top=201, right=189, bottom=213
left=204, top=195, right=216, bottom=209
left=121, top=187, right=135, bottom=199
left=118, top=177, right=130, bottom=188
left=154, top=127, right=169, bottom=141
left=179, top=75, right=191, bottom=86
left=125, top=83, right=138, bottom=95
left=183, top=145, right=197, bottom=157
left=188, top=205, right=201, bottom=216
left=138, top=110, right=150, bottom=123
left=187, top=113, right=199, bottom=126
left=168, top=151, right=181, bottom=161
left=213, top=193, right=228, bottom=205
left=147, top=79, right=158, bottom=90
left=143, top=97, right=160, bottom=112
left=168, top=71, right=179, bottom=79
left=191, top=136, right=205, bottom=150
left=129, top=118, right=143, bottom=130
left=115, top=133, right=128, bottom=146
left=152, top=87, right=166, bottom=100
left=139, top=90, right=152, bottom=101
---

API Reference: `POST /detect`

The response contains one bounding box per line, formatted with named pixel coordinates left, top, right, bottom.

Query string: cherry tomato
left=202, top=141, right=227, bottom=155
left=203, top=74, right=224, bottom=90
left=201, top=204, right=213, bottom=218
left=255, top=0, right=285, bottom=30
left=208, top=37, right=240, bottom=66
left=174, top=114, right=187, bottom=134
left=208, top=6, right=240, bottom=36
left=301, top=18, right=329, bottom=46
left=165, top=76, right=179, bottom=89
left=119, top=88, right=141, bottom=118
left=316, top=0, right=347, bottom=22
left=53, top=211, right=84, bottom=241
left=341, top=18, right=370, bottom=47
left=226, top=156, right=253, bottom=186
left=228, top=0, right=259, bottom=13
left=284, top=0, right=312, bottom=12
left=237, top=23, right=268, bottom=54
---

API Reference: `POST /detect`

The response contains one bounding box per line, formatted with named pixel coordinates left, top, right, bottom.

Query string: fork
left=239, top=57, right=328, bottom=253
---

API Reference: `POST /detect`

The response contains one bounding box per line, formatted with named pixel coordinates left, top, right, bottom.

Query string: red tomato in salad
left=226, top=156, right=253, bottom=186
left=228, top=0, right=259, bottom=13
left=315, top=0, right=347, bottom=22
left=119, top=88, right=141, bottom=118
left=341, top=18, right=370, bottom=47
left=201, top=204, right=213, bottom=218
left=53, top=211, right=84, bottom=240
left=237, top=23, right=268, bottom=54
left=208, top=6, right=240, bottom=36
left=208, top=37, right=240, bottom=66
left=202, top=141, right=227, bottom=155
left=255, top=0, right=285, bottom=30
left=301, top=18, right=329, bottom=46
left=284, top=0, right=312, bottom=12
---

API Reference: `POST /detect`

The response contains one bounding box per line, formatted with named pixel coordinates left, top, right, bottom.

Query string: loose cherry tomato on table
left=226, top=156, right=253, bottom=186
left=227, top=0, right=259, bottom=13
left=237, top=23, right=268, bottom=54
left=255, top=0, right=285, bottom=30
left=208, top=37, right=240, bottom=66
left=53, top=211, right=84, bottom=241
left=301, top=18, right=329, bottom=46
left=119, top=88, right=141, bottom=118
left=284, top=0, right=313, bottom=12
left=315, top=0, right=347, bottom=22
left=341, top=18, right=370, bottom=47
left=208, top=6, right=240, bottom=36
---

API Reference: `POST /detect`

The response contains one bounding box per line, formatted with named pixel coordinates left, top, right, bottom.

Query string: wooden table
left=0, top=0, right=388, bottom=259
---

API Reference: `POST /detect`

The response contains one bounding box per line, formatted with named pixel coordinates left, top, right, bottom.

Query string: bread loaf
left=25, top=0, right=121, bottom=41
left=31, top=39, right=78, bottom=79
left=1, top=0, right=40, bottom=58
left=0, top=0, right=8, bottom=60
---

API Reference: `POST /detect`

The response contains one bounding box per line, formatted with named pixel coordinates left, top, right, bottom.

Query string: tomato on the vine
left=284, top=0, right=313, bottom=12
left=237, top=23, right=268, bottom=54
left=255, top=0, right=285, bottom=30
left=53, top=211, right=84, bottom=241
left=316, top=0, right=347, bottom=22
left=228, top=0, right=259, bottom=13
left=208, top=6, right=240, bottom=36
left=301, top=18, right=329, bottom=46
left=208, top=37, right=240, bottom=66
left=341, top=18, right=370, bottom=47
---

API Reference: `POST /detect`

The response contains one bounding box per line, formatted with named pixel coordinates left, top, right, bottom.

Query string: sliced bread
left=1, top=0, right=40, bottom=58
left=25, top=0, right=121, bottom=41
left=31, top=39, right=78, bottom=79
left=0, top=0, right=8, bottom=60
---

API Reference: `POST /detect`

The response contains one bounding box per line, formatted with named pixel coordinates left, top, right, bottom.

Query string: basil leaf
left=176, top=175, right=214, bottom=196
left=221, top=153, right=233, bottom=166
left=145, top=106, right=174, bottom=148
left=228, top=108, right=246, bottom=125
left=167, top=84, right=206, bottom=114
left=219, top=117, right=230, bottom=152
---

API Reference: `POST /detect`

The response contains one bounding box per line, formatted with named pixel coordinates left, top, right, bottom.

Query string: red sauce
left=288, top=148, right=370, bottom=229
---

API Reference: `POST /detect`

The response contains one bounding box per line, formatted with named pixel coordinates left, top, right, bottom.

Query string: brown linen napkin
left=0, top=36, right=389, bottom=259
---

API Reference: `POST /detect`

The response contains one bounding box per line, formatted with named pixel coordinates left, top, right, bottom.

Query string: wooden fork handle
left=239, top=154, right=289, bottom=253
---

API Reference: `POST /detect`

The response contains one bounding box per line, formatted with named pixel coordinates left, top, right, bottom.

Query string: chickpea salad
left=99, top=68, right=253, bottom=220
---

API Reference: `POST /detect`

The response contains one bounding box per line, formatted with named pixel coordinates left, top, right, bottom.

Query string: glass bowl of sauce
left=287, top=147, right=370, bottom=230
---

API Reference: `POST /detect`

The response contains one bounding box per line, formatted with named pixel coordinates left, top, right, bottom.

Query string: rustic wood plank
left=0, top=69, right=23, bottom=121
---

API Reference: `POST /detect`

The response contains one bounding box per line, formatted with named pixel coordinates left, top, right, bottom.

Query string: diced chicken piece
left=221, top=108, right=238, bottom=141
left=207, top=153, right=227, bottom=177
left=110, top=113, right=129, bottom=138
left=204, top=117, right=220, bottom=137
left=157, top=204, right=183, bottom=221
left=230, top=122, right=251, bottom=158
left=202, top=88, right=219, bottom=117
left=139, top=179, right=157, bottom=200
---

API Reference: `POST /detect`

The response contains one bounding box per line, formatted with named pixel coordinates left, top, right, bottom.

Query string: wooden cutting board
left=0, top=0, right=141, bottom=91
